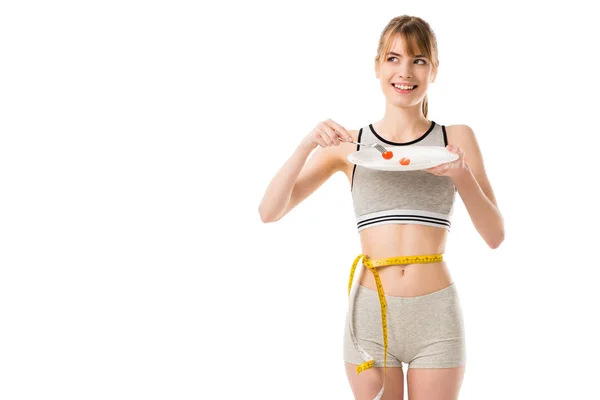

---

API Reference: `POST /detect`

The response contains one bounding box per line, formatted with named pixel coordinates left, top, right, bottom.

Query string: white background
left=1, top=1, right=599, bottom=399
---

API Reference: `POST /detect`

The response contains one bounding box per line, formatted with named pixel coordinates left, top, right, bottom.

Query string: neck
left=375, top=102, right=430, bottom=142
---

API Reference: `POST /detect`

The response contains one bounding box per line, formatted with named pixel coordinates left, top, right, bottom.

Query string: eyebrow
left=387, top=51, right=427, bottom=58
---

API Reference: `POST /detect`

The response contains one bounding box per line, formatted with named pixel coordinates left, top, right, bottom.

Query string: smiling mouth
left=392, top=83, right=418, bottom=91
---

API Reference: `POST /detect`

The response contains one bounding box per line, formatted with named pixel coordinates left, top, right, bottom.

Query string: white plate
left=348, top=145, right=458, bottom=171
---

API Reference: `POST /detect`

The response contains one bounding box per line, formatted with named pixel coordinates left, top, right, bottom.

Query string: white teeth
left=393, top=84, right=415, bottom=90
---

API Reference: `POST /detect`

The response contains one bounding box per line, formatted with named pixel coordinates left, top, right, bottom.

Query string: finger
left=328, top=120, right=351, bottom=140
left=315, top=136, right=327, bottom=147
left=316, top=136, right=327, bottom=148
left=447, top=144, right=463, bottom=156
left=323, top=125, right=340, bottom=145
left=314, top=129, right=328, bottom=148
left=320, top=131, right=333, bottom=146
left=447, top=144, right=459, bottom=151
left=325, top=125, right=342, bottom=145
left=329, top=130, right=341, bottom=146
left=429, top=165, right=445, bottom=175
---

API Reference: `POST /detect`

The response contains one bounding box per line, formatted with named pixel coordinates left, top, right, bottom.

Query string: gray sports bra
left=351, top=121, right=456, bottom=232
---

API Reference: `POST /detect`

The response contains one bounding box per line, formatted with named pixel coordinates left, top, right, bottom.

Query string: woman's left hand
left=424, top=144, right=467, bottom=178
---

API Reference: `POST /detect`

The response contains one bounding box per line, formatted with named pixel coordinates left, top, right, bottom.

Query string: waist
left=359, top=224, right=447, bottom=256
left=348, top=253, right=452, bottom=297
left=360, top=260, right=451, bottom=297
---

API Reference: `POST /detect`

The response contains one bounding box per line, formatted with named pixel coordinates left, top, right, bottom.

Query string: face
left=375, top=36, right=437, bottom=108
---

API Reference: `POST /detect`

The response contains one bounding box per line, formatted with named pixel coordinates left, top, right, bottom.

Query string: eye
left=415, top=59, right=427, bottom=65
left=387, top=56, right=398, bottom=62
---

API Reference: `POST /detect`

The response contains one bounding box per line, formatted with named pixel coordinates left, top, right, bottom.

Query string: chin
left=388, top=97, right=421, bottom=108
left=386, top=91, right=424, bottom=105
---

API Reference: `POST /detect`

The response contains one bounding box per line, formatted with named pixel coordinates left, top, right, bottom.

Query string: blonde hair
left=375, top=16, right=439, bottom=118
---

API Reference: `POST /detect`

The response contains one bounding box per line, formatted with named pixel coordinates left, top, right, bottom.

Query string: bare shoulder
left=445, top=124, right=477, bottom=146
left=445, top=124, right=482, bottom=161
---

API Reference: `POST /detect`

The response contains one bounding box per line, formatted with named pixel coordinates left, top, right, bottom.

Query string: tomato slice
left=382, top=151, right=393, bottom=160
left=399, top=157, right=411, bottom=165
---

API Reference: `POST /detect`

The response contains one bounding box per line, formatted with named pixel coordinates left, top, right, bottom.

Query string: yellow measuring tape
left=346, top=253, right=443, bottom=399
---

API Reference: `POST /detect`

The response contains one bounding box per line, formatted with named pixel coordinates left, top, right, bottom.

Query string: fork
left=339, top=137, right=387, bottom=154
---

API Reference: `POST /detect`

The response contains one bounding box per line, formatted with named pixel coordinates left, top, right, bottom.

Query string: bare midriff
left=357, top=223, right=453, bottom=297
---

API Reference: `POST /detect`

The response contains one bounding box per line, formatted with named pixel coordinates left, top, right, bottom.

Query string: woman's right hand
left=301, top=119, right=351, bottom=150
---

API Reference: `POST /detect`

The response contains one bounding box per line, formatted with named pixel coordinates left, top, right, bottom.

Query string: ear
left=374, top=59, right=380, bottom=79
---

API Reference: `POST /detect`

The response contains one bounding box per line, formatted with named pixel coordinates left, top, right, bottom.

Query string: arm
left=258, top=129, right=352, bottom=223
left=446, top=125, right=505, bottom=248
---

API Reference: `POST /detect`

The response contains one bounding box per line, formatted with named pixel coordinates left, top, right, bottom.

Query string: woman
left=258, top=15, right=504, bottom=400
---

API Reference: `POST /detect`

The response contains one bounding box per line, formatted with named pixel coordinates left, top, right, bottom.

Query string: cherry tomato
left=399, top=157, right=411, bottom=165
left=382, top=151, right=393, bottom=160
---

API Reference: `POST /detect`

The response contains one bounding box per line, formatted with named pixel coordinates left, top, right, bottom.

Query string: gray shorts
left=343, top=282, right=466, bottom=369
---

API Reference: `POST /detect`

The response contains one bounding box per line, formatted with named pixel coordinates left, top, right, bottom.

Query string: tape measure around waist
left=346, top=253, right=444, bottom=400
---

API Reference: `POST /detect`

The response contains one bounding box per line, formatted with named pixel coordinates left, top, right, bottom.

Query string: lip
left=392, top=82, right=418, bottom=87
left=391, top=83, right=418, bottom=94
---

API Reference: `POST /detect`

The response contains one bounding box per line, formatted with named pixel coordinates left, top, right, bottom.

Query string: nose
left=397, top=61, right=413, bottom=79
